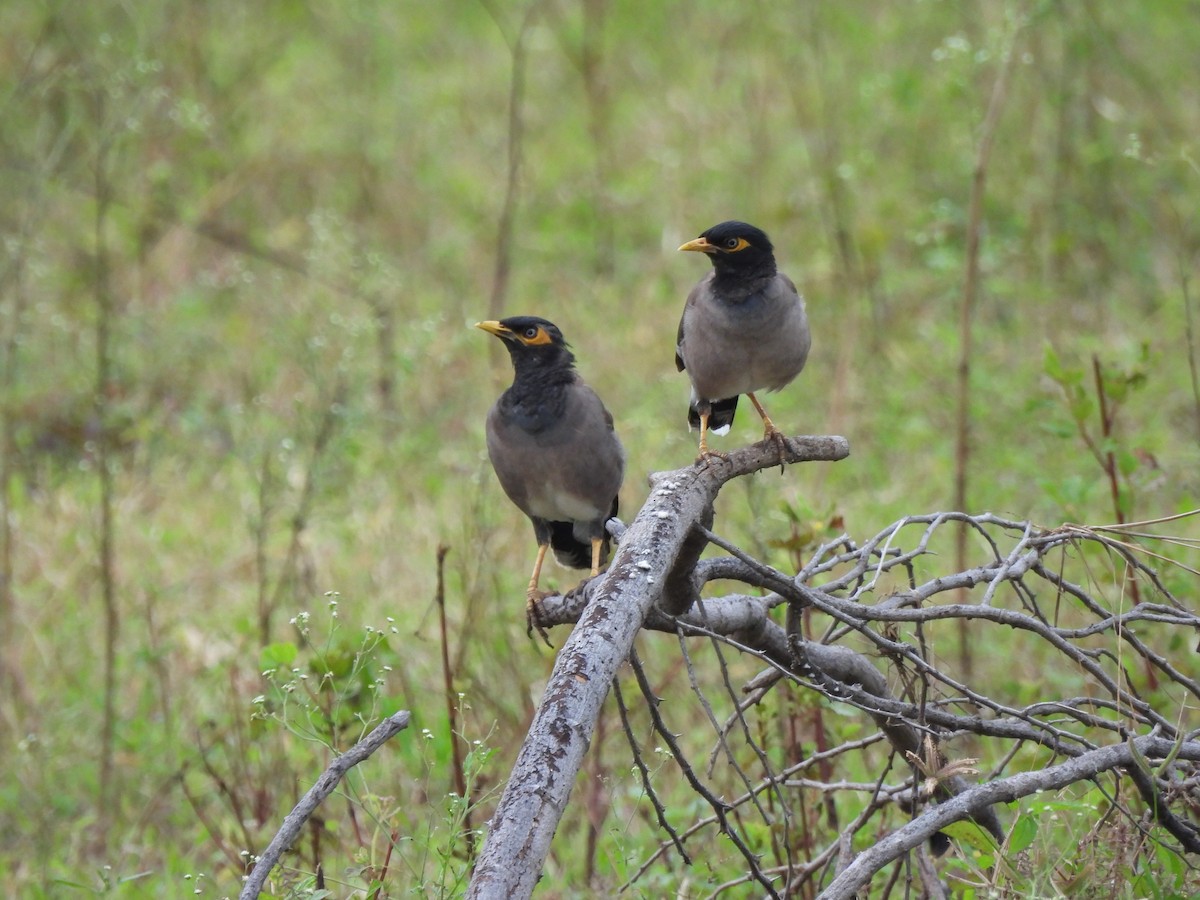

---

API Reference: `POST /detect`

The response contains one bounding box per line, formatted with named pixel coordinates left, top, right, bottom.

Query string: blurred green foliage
left=1, top=0, right=1198, bottom=895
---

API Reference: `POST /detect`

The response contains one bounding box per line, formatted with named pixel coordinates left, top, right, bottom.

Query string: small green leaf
left=1068, top=391, right=1095, bottom=425
left=1007, top=811, right=1037, bottom=854
left=1158, top=842, right=1186, bottom=881
left=1043, top=344, right=1063, bottom=382
left=1040, top=419, right=1077, bottom=439
left=260, top=642, right=298, bottom=670
left=941, top=818, right=998, bottom=854
left=1117, top=448, right=1140, bottom=477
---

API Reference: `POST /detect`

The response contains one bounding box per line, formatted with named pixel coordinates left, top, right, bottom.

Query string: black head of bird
left=676, top=221, right=812, bottom=463
left=678, top=220, right=777, bottom=282
left=478, top=316, right=573, bottom=378
left=476, top=316, right=625, bottom=644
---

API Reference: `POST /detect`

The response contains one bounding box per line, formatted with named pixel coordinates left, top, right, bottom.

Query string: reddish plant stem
left=1091, top=355, right=1125, bottom=524
left=436, top=544, right=474, bottom=857
left=1090, top=358, right=1154, bottom=690
left=953, top=29, right=1020, bottom=680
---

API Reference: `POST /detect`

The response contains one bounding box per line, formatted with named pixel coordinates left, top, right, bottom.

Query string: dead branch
left=553, top=531, right=1197, bottom=884
left=239, top=710, right=411, bottom=900
left=822, top=736, right=1200, bottom=899
left=464, top=435, right=849, bottom=899
left=468, top=433, right=1200, bottom=895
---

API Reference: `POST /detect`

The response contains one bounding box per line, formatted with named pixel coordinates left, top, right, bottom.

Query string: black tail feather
left=688, top=396, right=739, bottom=433
left=549, top=522, right=593, bottom=569
left=547, top=495, right=619, bottom=570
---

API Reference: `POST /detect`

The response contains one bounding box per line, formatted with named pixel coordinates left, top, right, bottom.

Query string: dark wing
left=675, top=282, right=703, bottom=372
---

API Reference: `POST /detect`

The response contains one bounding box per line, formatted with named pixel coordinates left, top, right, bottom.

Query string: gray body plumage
left=479, top=316, right=624, bottom=571
left=486, top=378, right=624, bottom=565
left=678, top=270, right=810, bottom=415
left=675, top=221, right=811, bottom=438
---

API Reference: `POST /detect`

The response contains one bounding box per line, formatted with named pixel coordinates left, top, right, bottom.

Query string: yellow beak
left=678, top=237, right=717, bottom=253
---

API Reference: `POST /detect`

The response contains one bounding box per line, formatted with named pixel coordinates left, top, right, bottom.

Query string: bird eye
left=724, top=237, right=740, bottom=249
left=523, top=327, right=539, bottom=339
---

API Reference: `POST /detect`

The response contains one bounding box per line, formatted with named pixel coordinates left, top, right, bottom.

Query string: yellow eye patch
left=518, top=327, right=554, bottom=346
left=726, top=237, right=751, bottom=252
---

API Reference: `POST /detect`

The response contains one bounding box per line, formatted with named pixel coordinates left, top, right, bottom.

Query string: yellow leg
left=747, top=392, right=778, bottom=437
left=526, top=543, right=549, bottom=597
left=526, top=543, right=552, bottom=646
left=590, top=537, right=604, bottom=577
left=747, top=392, right=788, bottom=469
left=694, top=411, right=728, bottom=464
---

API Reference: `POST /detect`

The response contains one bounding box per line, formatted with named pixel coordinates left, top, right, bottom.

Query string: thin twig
left=1179, top=262, right=1200, bottom=444
left=822, top=736, right=1200, bottom=898
left=621, top=733, right=886, bottom=890
left=611, top=675, right=690, bottom=865
left=628, top=650, right=781, bottom=899
left=239, top=711, right=411, bottom=900
left=435, top=544, right=473, bottom=858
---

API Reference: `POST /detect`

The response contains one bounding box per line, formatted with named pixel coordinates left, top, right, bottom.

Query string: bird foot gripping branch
left=762, top=428, right=791, bottom=474
left=693, top=445, right=730, bottom=466
left=525, top=588, right=553, bottom=647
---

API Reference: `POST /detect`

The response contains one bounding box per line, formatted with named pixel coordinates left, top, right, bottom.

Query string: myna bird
left=676, top=220, right=811, bottom=462
left=477, top=316, right=625, bottom=643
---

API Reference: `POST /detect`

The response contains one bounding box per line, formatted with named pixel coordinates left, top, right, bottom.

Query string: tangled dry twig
left=467, top=438, right=1200, bottom=898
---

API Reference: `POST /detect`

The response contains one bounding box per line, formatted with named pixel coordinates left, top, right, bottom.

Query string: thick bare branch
left=475, top=444, right=1198, bottom=894
left=465, top=435, right=849, bottom=899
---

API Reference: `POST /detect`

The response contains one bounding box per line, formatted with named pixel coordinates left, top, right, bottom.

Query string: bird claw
left=525, top=589, right=554, bottom=647
left=763, top=428, right=789, bottom=473
left=694, top=446, right=729, bottom=467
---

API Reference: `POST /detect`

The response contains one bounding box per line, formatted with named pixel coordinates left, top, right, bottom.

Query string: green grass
left=1, top=1, right=1199, bottom=896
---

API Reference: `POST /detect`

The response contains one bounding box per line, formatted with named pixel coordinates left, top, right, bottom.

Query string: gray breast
left=683, top=274, right=810, bottom=401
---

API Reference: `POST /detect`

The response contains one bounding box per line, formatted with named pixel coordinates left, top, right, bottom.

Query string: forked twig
left=240, top=711, right=411, bottom=900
